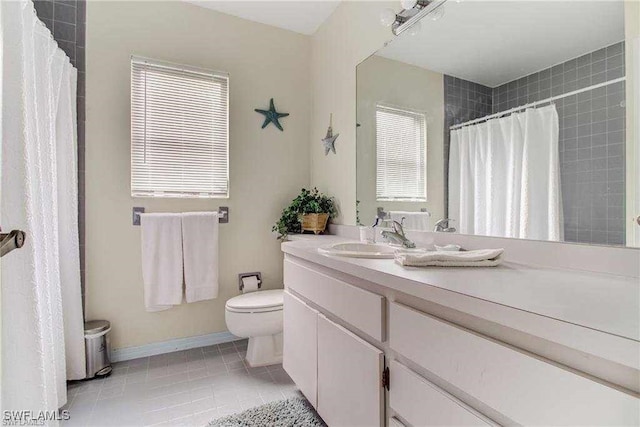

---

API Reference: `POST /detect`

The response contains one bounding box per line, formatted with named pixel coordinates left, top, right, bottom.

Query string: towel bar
left=132, top=207, right=228, bottom=226
left=0, top=229, right=26, bottom=258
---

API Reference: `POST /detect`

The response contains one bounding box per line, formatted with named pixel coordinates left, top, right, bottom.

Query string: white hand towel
left=140, top=213, right=184, bottom=312
left=390, top=211, right=431, bottom=231
left=395, top=248, right=504, bottom=267
left=182, top=212, right=219, bottom=303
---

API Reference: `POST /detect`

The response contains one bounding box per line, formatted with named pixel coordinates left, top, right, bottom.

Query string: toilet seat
left=225, top=289, right=284, bottom=313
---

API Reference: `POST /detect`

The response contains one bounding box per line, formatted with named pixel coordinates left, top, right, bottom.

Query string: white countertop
left=282, top=235, right=640, bottom=343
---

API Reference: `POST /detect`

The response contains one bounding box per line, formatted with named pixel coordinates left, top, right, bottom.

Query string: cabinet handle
left=382, top=366, right=390, bottom=390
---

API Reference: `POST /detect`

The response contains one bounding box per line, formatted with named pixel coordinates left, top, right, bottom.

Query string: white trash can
left=84, top=320, right=112, bottom=378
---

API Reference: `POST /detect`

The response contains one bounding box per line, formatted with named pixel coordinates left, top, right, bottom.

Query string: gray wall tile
left=34, top=0, right=53, bottom=20
left=53, top=21, right=76, bottom=42
left=54, top=2, right=76, bottom=24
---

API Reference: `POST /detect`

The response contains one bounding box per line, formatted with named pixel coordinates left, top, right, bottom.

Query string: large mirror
left=356, top=0, right=639, bottom=247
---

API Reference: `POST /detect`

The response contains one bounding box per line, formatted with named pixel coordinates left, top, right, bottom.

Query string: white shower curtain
left=1, top=0, right=85, bottom=413
left=449, top=105, right=563, bottom=241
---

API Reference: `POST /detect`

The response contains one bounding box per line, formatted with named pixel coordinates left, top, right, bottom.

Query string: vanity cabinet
left=283, top=289, right=384, bottom=427
left=389, top=302, right=639, bottom=426
left=282, top=253, right=639, bottom=427
left=283, top=258, right=384, bottom=341
left=317, top=314, right=384, bottom=427
left=389, top=360, right=489, bottom=426
left=282, top=291, right=318, bottom=407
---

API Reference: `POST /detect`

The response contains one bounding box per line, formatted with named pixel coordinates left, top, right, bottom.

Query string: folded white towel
left=390, top=211, right=431, bottom=231
left=182, top=212, right=219, bottom=303
left=140, top=213, right=184, bottom=312
left=395, top=248, right=504, bottom=267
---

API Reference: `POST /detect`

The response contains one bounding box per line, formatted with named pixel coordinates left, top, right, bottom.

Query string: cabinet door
left=317, top=314, right=384, bottom=427
left=283, top=291, right=318, bottom=407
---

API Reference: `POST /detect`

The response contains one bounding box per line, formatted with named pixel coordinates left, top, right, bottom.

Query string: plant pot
left=300, top=213, right=329, bottom=235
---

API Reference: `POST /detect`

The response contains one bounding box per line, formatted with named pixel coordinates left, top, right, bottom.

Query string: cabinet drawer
left=390, top=360, right=490, bottom=426
left=284, top=258, right=384, bottom=341
left=389, top=302, right=639, bottom=426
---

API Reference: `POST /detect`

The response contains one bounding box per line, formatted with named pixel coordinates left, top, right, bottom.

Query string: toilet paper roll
left=241, top=276, right=260, bottom=293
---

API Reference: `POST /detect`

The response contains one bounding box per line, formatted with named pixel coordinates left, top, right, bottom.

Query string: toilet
left=225, top=289, right=284, bottom=367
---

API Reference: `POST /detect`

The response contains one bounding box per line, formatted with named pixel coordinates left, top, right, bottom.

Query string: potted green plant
left=273, top=188, right=337, bottom=240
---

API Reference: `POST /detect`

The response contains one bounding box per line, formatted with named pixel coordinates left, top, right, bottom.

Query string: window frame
left=375, top=103, right=428, bottom=202
left=130, top=55, right=230, bottom=199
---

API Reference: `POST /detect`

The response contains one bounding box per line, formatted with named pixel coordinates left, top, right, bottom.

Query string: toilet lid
left=226, top=289, right=284, bottom=313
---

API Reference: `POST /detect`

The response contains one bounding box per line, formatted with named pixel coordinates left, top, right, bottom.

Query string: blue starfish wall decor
left=255, top=98, right=289, bottom=131
left=322, top=113, right=339, bottom=155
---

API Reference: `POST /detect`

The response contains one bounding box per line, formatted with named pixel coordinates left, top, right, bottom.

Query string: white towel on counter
left=140, top=213, right=184, bottom=312
left=390, top=211, right=431, bottom=231
left=182, top=212, right=219, bottom=303
left=395, top=248, right=504, bottom=267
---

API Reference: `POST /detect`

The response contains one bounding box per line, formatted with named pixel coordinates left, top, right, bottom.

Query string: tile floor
left=63, top=339, right=300, bottom=426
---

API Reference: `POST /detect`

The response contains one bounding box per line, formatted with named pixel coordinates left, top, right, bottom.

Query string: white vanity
left=281, top=235, right=639, bottom=427
left=279, top=1, right=640, bottom=424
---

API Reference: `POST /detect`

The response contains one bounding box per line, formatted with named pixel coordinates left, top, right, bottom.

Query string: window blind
left=376, top=104, right=427, bottom=201
left=131, top=56, right=229, bottom=198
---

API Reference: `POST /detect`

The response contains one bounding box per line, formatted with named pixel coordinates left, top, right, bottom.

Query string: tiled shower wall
left=491, top=42, right=626, bottom=245
left=33, top=0, right=87, bottom=296
left=444, top=41, right=626, bottom=246
left=443, top=75, right=493, bottom=214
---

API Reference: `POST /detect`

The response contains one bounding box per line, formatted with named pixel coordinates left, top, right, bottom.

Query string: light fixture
left=400, top=0, right=418, bottom=9
left=380, top=8, right=398, bottom=27
left=384, top=0, right=448, bottom=36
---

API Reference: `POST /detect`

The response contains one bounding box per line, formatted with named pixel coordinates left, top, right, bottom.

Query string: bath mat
left=208, top=396, right=326, bottom=427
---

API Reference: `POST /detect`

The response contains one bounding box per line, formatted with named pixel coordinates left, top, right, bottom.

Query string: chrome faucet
left=381, top=220, right=416, bottom=249
left=434, top=218, right=456, bottom=233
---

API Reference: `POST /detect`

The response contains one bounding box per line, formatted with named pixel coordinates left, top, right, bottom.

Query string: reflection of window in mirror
left=375, top=104, right=427, bottom=202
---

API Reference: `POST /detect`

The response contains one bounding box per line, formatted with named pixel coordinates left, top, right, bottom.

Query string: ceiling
left=378, top=1, right=625, bottom=87
left=185, top=1, right=341, bottom=35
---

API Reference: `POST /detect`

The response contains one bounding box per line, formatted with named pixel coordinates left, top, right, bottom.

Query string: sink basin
left=318, top=242, right=398, bottom=259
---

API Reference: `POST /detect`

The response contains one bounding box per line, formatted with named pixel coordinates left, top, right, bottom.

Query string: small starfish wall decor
left=255, top=98, right=289, bottom=131
left=322, top=113, right=339, bottom=155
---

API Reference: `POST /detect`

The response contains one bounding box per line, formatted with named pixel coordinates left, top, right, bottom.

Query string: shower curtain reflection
left=448, top=105, right=563, bottom=241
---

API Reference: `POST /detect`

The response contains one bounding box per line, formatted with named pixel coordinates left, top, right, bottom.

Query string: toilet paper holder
left=238, top=272, right=262, bottom=291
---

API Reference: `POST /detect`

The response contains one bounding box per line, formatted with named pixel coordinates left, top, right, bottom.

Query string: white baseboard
left=110, top=330, right=240, bottom=363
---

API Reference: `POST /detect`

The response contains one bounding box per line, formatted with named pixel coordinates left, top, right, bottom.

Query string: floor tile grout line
left=64, top=339, right=293, bottom=427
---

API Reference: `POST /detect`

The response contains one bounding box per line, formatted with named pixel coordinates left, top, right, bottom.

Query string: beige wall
left=356, top=55, right=445, bottom=228
left=85, top=1, right=311, bottom=349
left=310, top=2, right=395, bottom=224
